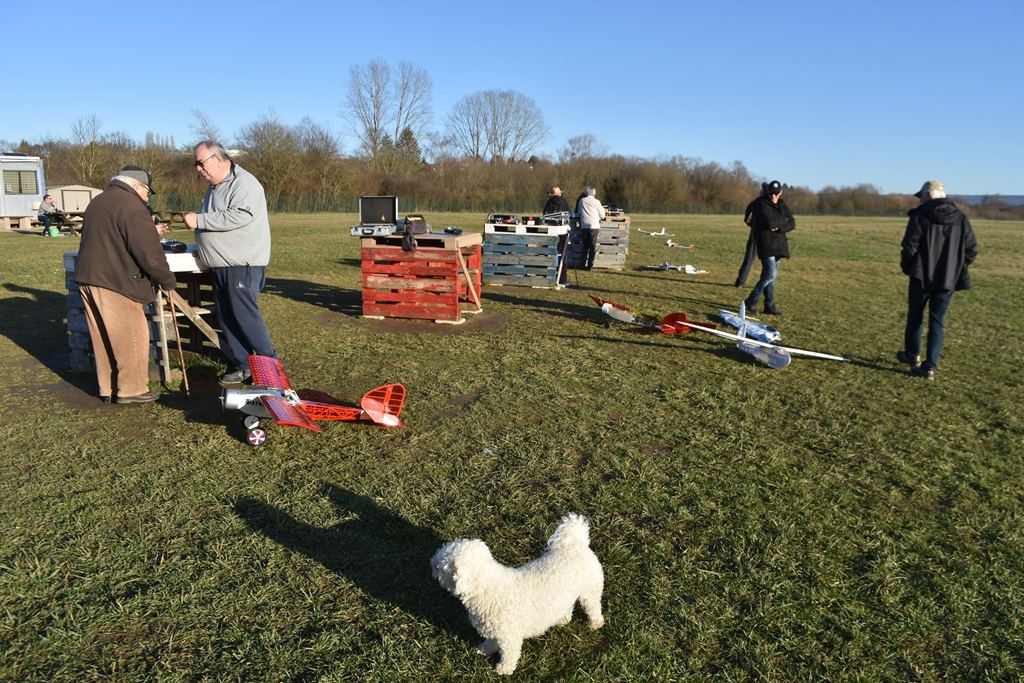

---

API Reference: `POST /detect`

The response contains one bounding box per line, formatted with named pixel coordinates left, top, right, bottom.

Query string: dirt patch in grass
left=8, top=380, right=106, bottom=412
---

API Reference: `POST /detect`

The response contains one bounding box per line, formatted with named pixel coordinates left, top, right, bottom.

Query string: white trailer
left=1, top=153, right=45, bottom=230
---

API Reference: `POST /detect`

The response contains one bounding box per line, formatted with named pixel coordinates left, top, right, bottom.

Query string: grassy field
left=1, top=212, right=1022, bottom=681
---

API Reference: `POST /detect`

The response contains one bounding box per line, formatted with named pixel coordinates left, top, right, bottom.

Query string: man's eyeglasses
left=194, top=153, right=216, bottom=168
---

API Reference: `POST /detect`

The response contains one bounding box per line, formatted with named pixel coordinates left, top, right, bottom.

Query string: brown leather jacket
left=73, top=179, right=176, bottom=302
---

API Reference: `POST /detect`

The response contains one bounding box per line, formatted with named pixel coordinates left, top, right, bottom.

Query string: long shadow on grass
left=557, top=332, right=756, bottom=363
left=0, top=283, right=99, bottom=393
left=483, top=290, right=606, bottom=323
left=264, top=278, right=362, bottom=317
left=233, top=484, right=473, bottom=640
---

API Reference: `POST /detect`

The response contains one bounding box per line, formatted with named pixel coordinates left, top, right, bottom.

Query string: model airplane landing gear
left=243, top=415, right=267, bottom=446
left=246, top=426, right=268, bottom=446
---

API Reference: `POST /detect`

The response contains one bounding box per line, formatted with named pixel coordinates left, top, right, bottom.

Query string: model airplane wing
left=260, top=395, right=322, bottom=432
left=248, top=354, right=293, bottom=390
left=680, top=319, right=848, bottom=361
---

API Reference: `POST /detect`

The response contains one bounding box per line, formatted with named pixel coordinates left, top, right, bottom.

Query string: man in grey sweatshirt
left=185, top=141, right=277, bottom=383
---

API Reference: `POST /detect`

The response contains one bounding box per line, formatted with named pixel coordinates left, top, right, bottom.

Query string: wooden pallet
left=482, top=233, right=563, bottom=288
left=360, top=236, right=482, bottom=323
left=563, top=225, right=632, bottom=270
left=484, top=223, right=569, bottom=236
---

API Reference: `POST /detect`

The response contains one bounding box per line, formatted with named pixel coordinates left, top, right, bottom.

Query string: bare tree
left=447, top=92, right=489, bottom=160
left=190, top=109, right=224, bottom=145
left=236, top=113, right=301, bottom=206
left=69, top=115, right=108, bottom=187
left=392, top=61, right=432, bottom=141
left=343, top=59, right=393, bottom=161
left=559, top=134, right=606, bottom=163
left=446, top=90, right=549, bottom=163
left=295, top=117, right=343, bottom=202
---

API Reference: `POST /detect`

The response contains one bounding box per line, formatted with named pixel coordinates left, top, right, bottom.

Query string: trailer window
left=3, top=170, right=39, bottom=194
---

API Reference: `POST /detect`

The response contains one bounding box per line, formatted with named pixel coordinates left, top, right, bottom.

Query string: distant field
left=1, top=213, right=1022, bottom=681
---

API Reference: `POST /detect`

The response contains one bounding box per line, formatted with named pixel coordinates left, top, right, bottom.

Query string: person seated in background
left=38, top=194, right=64, bottom=235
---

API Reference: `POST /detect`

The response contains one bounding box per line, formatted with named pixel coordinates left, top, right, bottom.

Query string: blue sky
left=5, top=0, right=1021, bottom=194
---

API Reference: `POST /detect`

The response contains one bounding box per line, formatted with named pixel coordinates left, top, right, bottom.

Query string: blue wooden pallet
left=483, top=233, right=562, bottom=287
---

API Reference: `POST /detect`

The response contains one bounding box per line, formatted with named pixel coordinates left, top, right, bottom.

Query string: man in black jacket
left=543, top=186, right=570, bottom=215
left=897, top=180, right=979, bottom=379
left=743, top=180, right=794, bottom=315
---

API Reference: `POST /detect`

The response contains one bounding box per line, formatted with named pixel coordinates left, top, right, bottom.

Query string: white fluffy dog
left=430, top=513, right=604, bottom=675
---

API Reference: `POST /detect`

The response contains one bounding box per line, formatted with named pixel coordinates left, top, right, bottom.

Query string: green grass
left=1, top=213, right=1022, bottom=681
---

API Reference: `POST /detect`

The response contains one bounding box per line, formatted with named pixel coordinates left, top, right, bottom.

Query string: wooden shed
left=46, top=184, right=103, bottom=212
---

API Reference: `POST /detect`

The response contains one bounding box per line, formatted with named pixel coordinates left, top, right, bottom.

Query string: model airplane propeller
left=637, top=227, right=675, bottom=236
left=221, top=355, right=407, bottom=446
left=591, top=296, right=848, bottom=369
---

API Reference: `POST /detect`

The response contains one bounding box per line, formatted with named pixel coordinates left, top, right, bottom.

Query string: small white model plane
left=666, top=239, right=697, bottom=250
left=637, top=227, right=675, bottom=237
left=644, top=262, right=708, bottom=274
left=591, top=296, right=848, bottom=369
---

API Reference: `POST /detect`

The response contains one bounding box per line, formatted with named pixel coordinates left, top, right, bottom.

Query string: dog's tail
left=547, top=513, right=591, bottom=551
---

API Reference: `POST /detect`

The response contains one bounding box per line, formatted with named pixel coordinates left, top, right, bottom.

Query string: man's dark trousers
left=735, top=229, right=756, bottom=285
left=904, top=278, right=953, bottom=372
left=211, top=265, right=277, bottom=368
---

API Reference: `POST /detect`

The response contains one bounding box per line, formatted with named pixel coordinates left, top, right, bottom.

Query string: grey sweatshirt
left=195, top=164, right=271, bottom=268
left=578, top=195, right=606, bottom=230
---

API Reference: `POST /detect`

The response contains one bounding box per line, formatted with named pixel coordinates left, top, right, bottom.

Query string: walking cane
left=165, top=288, right=190, bottom=396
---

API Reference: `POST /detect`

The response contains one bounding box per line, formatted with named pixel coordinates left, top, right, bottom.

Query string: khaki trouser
left=79, top=284, right=151, bottom=398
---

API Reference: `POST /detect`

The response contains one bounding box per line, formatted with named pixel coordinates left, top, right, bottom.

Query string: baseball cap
left=766, top=180, right=783, bottom=195
left=119, top=165, right=157, bottom=194
left=913, top=180, right=944, bottom=198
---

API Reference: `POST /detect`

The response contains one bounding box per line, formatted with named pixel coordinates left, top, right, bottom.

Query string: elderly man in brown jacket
left=73, top=166, right=176, bottom=403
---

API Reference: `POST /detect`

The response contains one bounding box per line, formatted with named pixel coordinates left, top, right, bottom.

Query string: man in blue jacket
left=185, top=141, right=277, bottom=384
left=897, top=180, right=979, bottom=380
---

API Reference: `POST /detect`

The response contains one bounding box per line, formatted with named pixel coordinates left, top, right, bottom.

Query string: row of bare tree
left=4, top=54, right=1019, bottom=219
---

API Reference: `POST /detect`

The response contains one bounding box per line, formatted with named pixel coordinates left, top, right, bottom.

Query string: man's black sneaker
left=763, top=305, right=782, bottom=315
left=910, top=365, right=935, bottom=380
left=896, top=351, right=921, bottom=368
left=220, top=368, right=251, bottom=383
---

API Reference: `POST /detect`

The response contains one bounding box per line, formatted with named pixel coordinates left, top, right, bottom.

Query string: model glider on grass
left=637, top=227, right=675, bottom=237
left=591, top=296, right=848, bottom=369
left=716, top=301, right=780, bottom=344
left=666, top=239, right=696, bottom=250
left=221, top=355, right=406, bottom=446
left=644, top=262, right=708, bottom=274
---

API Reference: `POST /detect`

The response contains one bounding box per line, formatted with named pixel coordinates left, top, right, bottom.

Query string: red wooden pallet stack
left=360, top=233, right=483, bottom=323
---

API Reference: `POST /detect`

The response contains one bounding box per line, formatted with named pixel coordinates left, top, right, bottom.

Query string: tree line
left=4, top=58, right=1019, bottom=220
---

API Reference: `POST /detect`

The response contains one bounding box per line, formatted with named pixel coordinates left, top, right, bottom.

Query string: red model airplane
left=221, top=355, right=407, bottom=446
